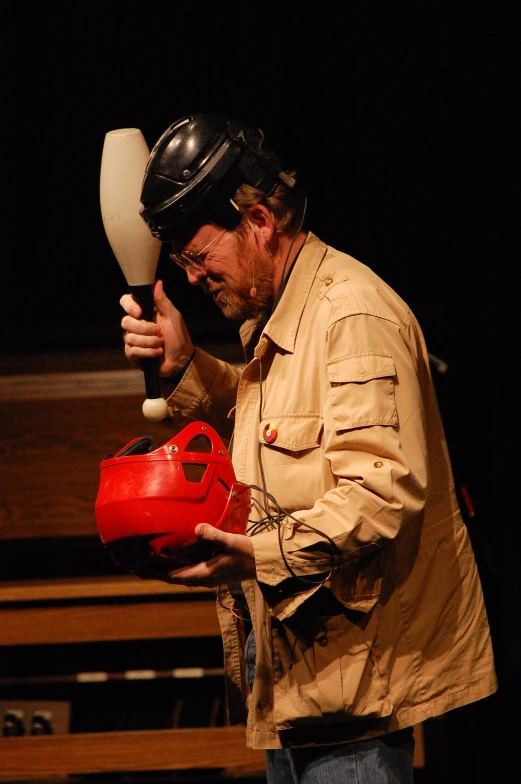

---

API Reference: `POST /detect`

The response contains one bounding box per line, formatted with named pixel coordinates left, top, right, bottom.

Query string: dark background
left=1, top=1, right=518, bottom=779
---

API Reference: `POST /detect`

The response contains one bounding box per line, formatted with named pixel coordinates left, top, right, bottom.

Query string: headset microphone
left=249, top=220, right=257, bottom=297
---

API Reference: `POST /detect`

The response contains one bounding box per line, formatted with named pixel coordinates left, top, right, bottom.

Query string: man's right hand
left=120, top=279, right=195, bottom=378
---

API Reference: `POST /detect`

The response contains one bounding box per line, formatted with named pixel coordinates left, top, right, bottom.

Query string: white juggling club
left=100, top=128, right=168, bottom=421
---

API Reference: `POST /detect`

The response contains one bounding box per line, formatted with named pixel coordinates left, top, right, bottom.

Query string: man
left=119, top=113, right=497, bottom=783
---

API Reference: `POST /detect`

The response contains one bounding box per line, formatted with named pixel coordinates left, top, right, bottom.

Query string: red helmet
left=94, top=421, right=251, bottom=573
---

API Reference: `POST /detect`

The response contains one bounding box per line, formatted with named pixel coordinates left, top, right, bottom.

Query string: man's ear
left=247, top=204, right=275, bottom=242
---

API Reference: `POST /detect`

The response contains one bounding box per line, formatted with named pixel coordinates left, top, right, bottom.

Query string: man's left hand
left=141, top=524, right=256, bottom=587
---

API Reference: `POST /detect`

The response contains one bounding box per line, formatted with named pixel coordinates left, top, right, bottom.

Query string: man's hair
left=232, top=174, right=304, bottom=236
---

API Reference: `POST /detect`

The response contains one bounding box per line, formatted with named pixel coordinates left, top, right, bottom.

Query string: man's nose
left=186, top=266, right=206, bottom=285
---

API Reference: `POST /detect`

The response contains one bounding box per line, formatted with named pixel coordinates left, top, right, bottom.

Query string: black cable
left=249, top=194, right=342, bottom=586
left=270, top=196, right=308, bottom=314
left=246, top=484, right=342, bottom=587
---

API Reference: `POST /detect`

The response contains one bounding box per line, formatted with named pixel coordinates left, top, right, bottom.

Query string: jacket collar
left=241, top=232, right=327, bottom=355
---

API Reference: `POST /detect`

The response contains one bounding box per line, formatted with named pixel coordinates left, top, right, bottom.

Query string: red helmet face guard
left=94, top=422, right=251, bottom=573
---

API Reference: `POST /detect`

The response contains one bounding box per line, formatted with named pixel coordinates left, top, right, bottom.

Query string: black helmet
left=139, top=113, right=295, bottom=242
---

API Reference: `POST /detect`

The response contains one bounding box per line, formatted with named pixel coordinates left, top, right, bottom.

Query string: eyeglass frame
left=169, top=228, right=227, bottom=272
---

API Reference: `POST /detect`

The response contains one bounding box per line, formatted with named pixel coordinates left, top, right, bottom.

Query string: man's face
left=173, top=224, right=275, bottom=321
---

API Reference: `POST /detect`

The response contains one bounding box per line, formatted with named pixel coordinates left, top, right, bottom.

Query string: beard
left=206, top=235, right=275, bottom=321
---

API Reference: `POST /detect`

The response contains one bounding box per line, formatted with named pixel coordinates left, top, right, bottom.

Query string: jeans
left=244, top=629, right=415, bottom=784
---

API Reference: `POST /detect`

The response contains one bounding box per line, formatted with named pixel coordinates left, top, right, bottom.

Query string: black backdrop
left=2, top=2, right=518, bottom=778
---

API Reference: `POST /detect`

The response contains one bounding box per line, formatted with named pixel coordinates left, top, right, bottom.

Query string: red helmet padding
left=95, top=422, right=250, bottom=567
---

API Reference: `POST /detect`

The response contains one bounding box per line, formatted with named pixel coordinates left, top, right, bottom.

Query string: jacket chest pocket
left=326, top=352, right=397, bottom=431
left=257, top=414, right=324, bottom=513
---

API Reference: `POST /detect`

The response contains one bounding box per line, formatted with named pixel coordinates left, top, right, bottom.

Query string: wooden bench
left=0, top=350, right=265, bottom=780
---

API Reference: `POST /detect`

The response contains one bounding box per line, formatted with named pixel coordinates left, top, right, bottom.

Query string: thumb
left=195, top=524, right=239, bottom=554
left=154, top=279, right=183, bottom=321
left=153, top=279, right=168, bottom=308
left=195, top=524, right=254, bottom=560
left=195, top=523, right=227, bottom=544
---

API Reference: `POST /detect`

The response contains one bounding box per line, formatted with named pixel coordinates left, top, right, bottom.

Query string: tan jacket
left=167, top=232, right=497, bottom=749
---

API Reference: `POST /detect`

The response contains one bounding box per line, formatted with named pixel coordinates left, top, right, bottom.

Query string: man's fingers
left=195, top=524, right=231, bottom=548
left=120, top=293, right=142, bottom=318
left=195, top=525, right=254, bottom=559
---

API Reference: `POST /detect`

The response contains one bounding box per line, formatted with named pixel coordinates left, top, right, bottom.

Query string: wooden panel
left=0, top=575, right=212, bottom=602
left=0, top=396, right=176, bottom=539
left=0, top=369, right=144, bottom=401
left=0, top=726, right=266, bottom=778
left=0, top=598, right=220, bottom=645
left=0, top=345, right=243, bottom=379
left=0, top=350, right=243, bottom=540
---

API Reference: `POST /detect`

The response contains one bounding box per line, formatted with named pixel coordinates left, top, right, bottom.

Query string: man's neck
left=272, top=230, right=308, bottom=299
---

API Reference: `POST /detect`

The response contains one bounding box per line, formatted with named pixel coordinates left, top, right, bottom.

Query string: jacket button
left=374, top=461, right=384, bottom=468
left=263, top=423, right=278, bottom=444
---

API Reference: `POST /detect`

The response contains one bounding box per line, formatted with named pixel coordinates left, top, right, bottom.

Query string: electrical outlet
left=0, top=701, right=70, bottom=735
left=2, top=708, right=25, bottom=737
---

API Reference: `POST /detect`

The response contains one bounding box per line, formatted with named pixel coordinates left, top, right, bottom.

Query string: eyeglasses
left=169, top=228, right=227, bottom=272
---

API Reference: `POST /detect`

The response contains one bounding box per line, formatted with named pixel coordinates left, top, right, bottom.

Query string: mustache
left=200, top=277, right=223, bottom=295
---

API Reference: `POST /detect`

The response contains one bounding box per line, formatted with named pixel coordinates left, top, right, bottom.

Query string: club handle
left=129, top=284, right=168, bottom=421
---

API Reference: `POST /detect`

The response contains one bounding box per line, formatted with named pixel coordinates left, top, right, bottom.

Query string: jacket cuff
left=251, top=527, right=328, bottom=621
left=160, top=349, right=196, bottom=395
left=163, top=347, right=240, bottom=439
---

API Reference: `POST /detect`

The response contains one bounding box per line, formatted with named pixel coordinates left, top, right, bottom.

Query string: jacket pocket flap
left=259, top=414, right=323, bottom=451
left=327, top=352, right=395, bottom=383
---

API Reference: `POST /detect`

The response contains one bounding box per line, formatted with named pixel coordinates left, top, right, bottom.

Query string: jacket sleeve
left=164, top=347, right=241, bottom=440
left=251, top=305, right=434, bottom=621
